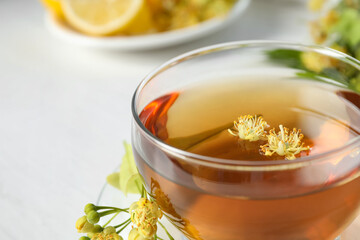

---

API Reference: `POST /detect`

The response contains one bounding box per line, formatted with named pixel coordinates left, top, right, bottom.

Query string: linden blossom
left=261, top=125, right=310, bottom=160
left=229, top=115, right=310, bottom=160
left=129, top=198, right=163, bottom=239
left=228, top=115, right=269, bottom=142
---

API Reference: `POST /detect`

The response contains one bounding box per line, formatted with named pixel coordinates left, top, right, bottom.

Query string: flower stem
left=113, top=218, right=131, bottom=229
left=135, top=179, right=143, bottom=195
left=98, top=209, right=121, bottom=218
left=116, top=219, right=131, bottom=234
left=141, top=185, right=146, bottom=198
left=96, top=206, right=128, bottom=211
left=102, top=212, right=120, bottom=228
left=99, top=208, right=129, bottom=218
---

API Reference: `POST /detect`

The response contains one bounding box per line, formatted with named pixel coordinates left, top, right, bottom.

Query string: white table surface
left=0, top=0, right=317, bottom=239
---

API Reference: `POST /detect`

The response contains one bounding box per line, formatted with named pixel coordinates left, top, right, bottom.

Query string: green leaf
left=332, top=8, right=360, bottom=48
left=333, top=8, right=358, bottom=33
left=350, top=74, right=360, bottom=92
left=266, top=49, right=304, bottom=69
left=267, top=48, right=355, bottom=88
left=106, top=142, right=143, bottom=195
left=107, top=172, right=121, bottom=189
left=124, top=174, right=143, bottom=195
left=348, top=19, right=360, bottom=47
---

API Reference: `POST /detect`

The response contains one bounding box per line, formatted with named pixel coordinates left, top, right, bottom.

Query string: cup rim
left=131, top=40, right=360, bottom=169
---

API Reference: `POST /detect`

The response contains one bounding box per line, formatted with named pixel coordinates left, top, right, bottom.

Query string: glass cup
left=131, top=41, right=360, bottom=240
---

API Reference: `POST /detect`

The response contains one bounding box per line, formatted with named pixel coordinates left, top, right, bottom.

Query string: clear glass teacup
left=131, top=41, right=360, bottom=240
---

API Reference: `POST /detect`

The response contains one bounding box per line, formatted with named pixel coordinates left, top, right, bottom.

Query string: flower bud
left=87, top=210, right=100, bottom=224
left=93, top=225, right=103, bottom=233
left=84, top=203, right=96, bottom=214
left=76, top=216, right=95, bottom=233
left=104, top=226, right=116, bottom=234
left=79, top=236, right=91, bottom=240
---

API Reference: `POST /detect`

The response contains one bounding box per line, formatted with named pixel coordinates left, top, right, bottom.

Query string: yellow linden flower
left=228, top=115, right=268, bottom=142
left=261, top=125, right=310, bottom=160
left=309, top=21, right=328, bottom=44
left=128, top=228, right=149, bottom=240
left=308, top=0, right=325, bottom=11
left=91, top=227, right=123, bottom=240
left=202, top=0, right=235, bottom=20
left=301, top=51, right=334, bottom=73
left=129, top=198, right=163, bottom=239
left=331, top=43, right=347, bottom=54
left=321, top=10, right=339, bottom=31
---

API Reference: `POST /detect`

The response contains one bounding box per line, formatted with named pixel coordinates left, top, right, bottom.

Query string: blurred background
left=0, top=0, right=357, bottom=239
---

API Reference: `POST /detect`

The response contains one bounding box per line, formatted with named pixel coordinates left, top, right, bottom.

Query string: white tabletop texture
left=0, top=0, right=312, bottom=239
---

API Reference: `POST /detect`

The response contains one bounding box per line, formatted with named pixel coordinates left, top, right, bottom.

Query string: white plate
left=45, top=0, right=250, bottom=50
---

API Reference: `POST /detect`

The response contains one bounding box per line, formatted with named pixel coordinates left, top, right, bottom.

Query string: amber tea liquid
left=134, top=78, right=360, bottom=240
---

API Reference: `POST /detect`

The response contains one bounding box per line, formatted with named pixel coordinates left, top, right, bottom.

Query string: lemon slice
left=62, top=0, right=154, bottom=36
left=41, top=0, right=63, bottom=18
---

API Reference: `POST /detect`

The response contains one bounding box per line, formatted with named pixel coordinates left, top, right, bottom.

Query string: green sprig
left=76, top=143, right=177, bottom=240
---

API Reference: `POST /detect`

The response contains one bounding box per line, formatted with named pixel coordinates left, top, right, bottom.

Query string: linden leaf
left=107, top=172, right=121, bottom=190
left=332, top=8, right=357, bottom=33
left=266, top=49, right=304, bottom=69
left=124, top=173, right=143, bottom=195
left=106, top=142, right=143, bottom=196
left=350, top=75, right=360, bottom=92
left=332, top=9, right=360, bottom=48
left=348, top=19, right=360, bottom=47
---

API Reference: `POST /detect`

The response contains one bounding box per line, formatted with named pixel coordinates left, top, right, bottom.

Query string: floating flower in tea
left=261, top=125, right=310, bottom=160
left=228, top=115, right=268, bottom=142
left=229, top=115, right=310, bottom=160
